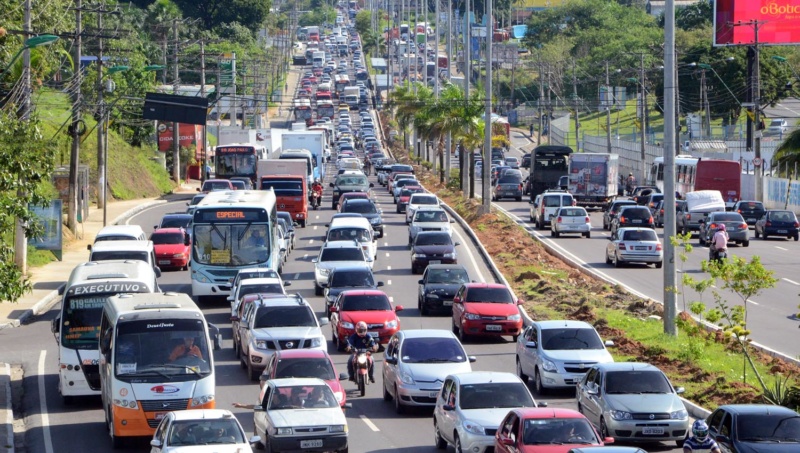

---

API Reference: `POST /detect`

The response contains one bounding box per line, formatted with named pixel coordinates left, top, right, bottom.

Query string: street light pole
left=663, top=0, right=678, bottom=337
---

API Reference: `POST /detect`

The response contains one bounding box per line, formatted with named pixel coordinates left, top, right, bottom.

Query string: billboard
left=714, top=0, right=800, bottom=46
left=157, top=122, right=203, bottom=159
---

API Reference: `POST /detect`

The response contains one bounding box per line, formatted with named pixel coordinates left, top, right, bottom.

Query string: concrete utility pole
left=444, top=0, right=452, bottom=184
left=605, top=61, right=612, bottom=153
left=96, top=11, right=106, bottom=211
left=463, top=0, right=471, bottom=197
left=171, top=19, right=180, bottom=183
left=572, top=59, right=579, bottom=152
left=68, top=0, right=84, bottom=234
left=200, top=39, right=207, bottom=183
left=662, top=0, right=678, bottom=337
left=537, top=53, right=543, bottom=145
left=15, top=0, right=32, bottom=272
left=481, top=0, right=492, bottom=213
left=640, top=53, right=647, bottom=168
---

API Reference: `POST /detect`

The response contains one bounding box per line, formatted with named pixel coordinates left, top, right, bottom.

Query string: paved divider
left=1, top=363, right=13, bottom=453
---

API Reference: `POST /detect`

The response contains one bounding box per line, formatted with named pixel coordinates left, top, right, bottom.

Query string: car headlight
left=385, top=320, right=398, bottom=328
left=443, top=252, right=456, bottom=259
left=463, top=419, right=486, bottom=435
left=310, top=337, right=323, bottom=348
left=333, top=391, right=344, bottom=402
left=172, top=253, right=186, bottom=259
left=369, top=217, right=380, bottom=224
left=671, top=409, right=688, bottom=420
left=190, top=394, right=215, bottom=407
left=275, top=427, right=293, bottom=435
left=330, top=425, right=347, bottom=433
left=413, top=253, right=426, bottom=259
left=255, top=340, right=269, bottom=350
left=400, top=371, right=415, bottom=385
left=610, top=410, right=633, bottom=420
left=317, top=267, right=330, bottom=277
left=541, top=359, right=557, bottom=372
left=340, top=321, right=354, bottom=329
left=507, top=314, right=521, bottom=321
left=464, top=312, right=480, bottom=320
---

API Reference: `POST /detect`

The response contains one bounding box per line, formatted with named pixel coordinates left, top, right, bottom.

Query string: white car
left=254, top=378, right=349, bottom=452
left=550, top=206, right=592, bottom=238
left=405, top=193, right=440, bottom=224
left=228, top=276, right=290, bottom=318
left=150, top=409, right=260, bottom=452
left=605, top=227, right=663, bottom=268
left=312, top=239, right=372, bottom=295
left=408, top=207, right=454, bottom=244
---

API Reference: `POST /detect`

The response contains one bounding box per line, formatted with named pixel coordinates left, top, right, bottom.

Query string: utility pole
left=700, top=67, right=709, bottom=139
left=96, top=11, right=105, bottom=211
left=537, top=53, right=543, bottom=145
left=200, top=39, right=207, bottom=183
left=663, top=0, right=678, bottom=337
left=605, top=61, right=612, bottom=153
left=572, top=59, right=579, bottom=151
left=68, top=0, right=84, bottom=234
left=15, top=0, right=32, bottom=272
left=640, top=53, right=647, bottom=167
left=464, top=0, right=472, bottom=197
left=481, top=0, right=492, bottom=213
left=445, top=0, right=452, bottom=184
left=171, top=19, right=180, bottom=183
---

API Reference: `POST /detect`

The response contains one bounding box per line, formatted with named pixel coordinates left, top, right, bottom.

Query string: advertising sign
left=157, top=122, right=203, bottom=159
left=28, top=200, right=63, bottom=259
left=714, top=0, right=800, bottom=46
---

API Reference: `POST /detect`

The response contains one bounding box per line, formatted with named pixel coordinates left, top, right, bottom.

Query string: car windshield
left=167, top=418, right=245, bottom=446
left=331, top=270, right=374, bottom=287
left=189, top=195, right=205, bottom=206
left=415, top=233, right=452, bottom=246
left=426, top=268, right=469, bottom=284
left=275, top=358, right=335, bottom=380
left=343, top=202, right=377, bottom=214
left=253, top=305, right=316, bottom=328
left=320, top=247, right=365, bottom=262
left=559, top=208, right=586, bottom=217
left=522, top=418, right=599, bottom=445
left=459, top=382, right=534, bottom=409
left=151, top=232, right=184, bottom=245
left=400, top=338, right=466, bottom=363
left=466, top=287, right=514, bottom=303
left=341, top=294, right=391, bottom=311
left=735, top=413, right=800, bottom=442
left=621, top=230, right=658, bottom=241
left=415, top=210, right=448, bottom=223
left=269, top=385, right=338, bottom=409
left=713, top=213, right=744, bottom=222
left=160, top=217, right=191, bottom=229
left=604, top=370, right=672, bottom=394
left=540, top=328, right=605, bottom=350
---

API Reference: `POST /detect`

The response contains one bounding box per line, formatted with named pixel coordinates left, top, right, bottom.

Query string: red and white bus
left=293, top=98, right=313, bottom=123
left=317, top=100, right=335, bottom=119
left=648, top=156, right=741, bottom=208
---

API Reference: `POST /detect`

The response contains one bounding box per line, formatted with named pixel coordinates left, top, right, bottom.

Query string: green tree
left=354, top=10, right=372, bottom=38
left=172, top=0, right=270, bottom=32
left=773, top=129, right=800, bottom=174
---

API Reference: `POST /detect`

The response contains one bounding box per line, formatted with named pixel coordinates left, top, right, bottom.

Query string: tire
left=605, top=252, right=612, bottom=265
left=240, top=353, right=247, bottom=369
left=655, top=261, right=663, bottom=269
left=248, top=359, right=260, bottom=381
left=743, top=240, right=750, bottom=247
left=420, top=300, right=428, bottom=316
left=676, top=439, right=685, bottom=448
left=62, top=394, right=74, bottom=405
left=754, top=228, right=760, bottom=238
left=614, top=253, right=623, bottom=268
left=394, top=385, right=405, bottom=414
left=550, top=229, right=555, bottom=237
left=315, top=284, right=323, bottom=296
left=383, top=380, right=392, bottom=401
left=109, top=411, right=124, bottom=449
left=603, top=220, right=608, bottom=230
left=396, top=206, right=401, bottom=213
left=358, top=374, right=366, bottom=397
left=454, top=434, right=464, bottom=453
left=600, top=418, right=611, bottom=440
left=530, top=214, right=535, bottom=223
left=457, top=321, right=468, bottom=343
left=583, top=231, right=591, bottom=238
left=699, top=234, right=705, bottom=246
left=233, top=338, right=240, bottom=359
left=434, top=420, right=447, bottom=449
left=299, top=219, right=306, bottom=228
left=516, top=358, right=528, bottom=383
left=534, top=369, right=548, bottom=395
left=763, top=232, right=769, bottom=240
left=538, top=219, right=544, bottom=230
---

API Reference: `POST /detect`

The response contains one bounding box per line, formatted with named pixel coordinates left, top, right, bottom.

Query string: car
left=516, top=320, right=615, bottom=395
left=405, top=193, right=440, bottom=224
left=382, top=329, right=476, bottom=413
left=410, top=231, right=460, bottom=274
left=92, top=224, right=147, bottom=243
left=150, top=228, right=191, bottom=271
left=765, top=118, right=789, bottom=136
left=336, top=191, right=370, bottom=212
left=260, top=350, right=348, bottom=408
left=576, top=362, right=690, bottom=447
left=504, top=156, right=521, bottom=168
left=755, top=209, right=800, bottom=241
left=602, top=200, right=637, bottom=231
left=198, top=178, right=234, bottom=193
left=228, top=267, right=279, bottom=295
left=228, top=275, right=289, bottom=317
left=396, top=185, right=425, bottom=213
left=185, top=193, right=206, bottom=215
left=732, top=200, right=766, bottom=226
left=606, top=227, right=663, bottom=268
left=325, top=215, right=377, bottom=261
left=238, top=295, right=330, bottom=380
left=339, top=198, right=384, bottom=238
left=698, top=211, right=749, bottom=247
left=433, top=372, right=542, bottom=453
left=609, top=205, right=655, bottom=236
left=417, top=264, right=470, bottom=316
left=253, top=378, right=348, bottom=452
left=150, top=409, right=260, bottom=452
left=329, top=173, right=373, bottom=209
left=230, top=179, right=247, bottom=190
left=312, top=240, right=372, bottom=295
left=391, top=178, right=421, bottom=203
left=629, top=186, right=661, bottom=205
left=565, top=448, right=648, bottom=453
left=705, top=404, right=800, bottom=452
left=654, top=199, right=686, bottom=228
left=521, top=153, right=531, bottom=169
left=551, top=206, right=592, bottom=238
left=330, top=289, right=403, bottom=349
left=231, top=293, right=288, bottom=362
left=408, top=207, right=454, bottom=244
left=495, top=408, right=612, bottom=453
left=323, top=264, right=384, bottom=317
left=154, top=212, right=192, bottom=232
left=643, top=192, right=664, bottom=215
left=389, top=173, right=416, bottom=195
left=276, top=211, right=296, bottom=249
left=492, top=172, right=524, bottom=201
left=452, top=283, right=523, bottom=342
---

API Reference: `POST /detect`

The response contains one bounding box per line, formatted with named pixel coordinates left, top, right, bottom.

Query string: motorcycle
left=311, top=190, right=322, bottom=210
left=351, top=348, right=372, bottom=397
left=708, top=246, right=727, bottom=263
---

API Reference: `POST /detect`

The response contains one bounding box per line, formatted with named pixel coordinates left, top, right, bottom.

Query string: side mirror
left=376, top=281, right=384, bottom=287
left=449, top=219, right=455, bottom=223
left=454, top=241, right=461, bottom=246
left=452, top=297, right=461, bottom=304
left=51, top=316, right=60, bottom=334
left=150, top=439, right=162, bottom=448
left=715, top=434, right=731, bottom=444
left=184, top=234, right=191, bottom=246
left=418, top=279, right=424, bottom=284
left=311, top=258, right=318, bottom=263
left=87, top=244, right=92, bottom=251
left=339, top=372, right=348, bottom=380
left=154, top=267, right=162, bottom=278
left=603, top=437, right=614, bottom=444
left=395, top=305, right=404, bottom=312
left=468, top=356, right=477, bottom=363
left=196, top=188, right=201, bottom=192
left=525, top=341, right=537, bottom=349
left=329, top=182, right=334, bottom=187
left=517, top=299, right=525, bottom=305
left=343, top=402, right=353, bottom=409
left=329, top=306, right=338, bottom=313
left=384, top=356, right=397, bottom=365
left=318, top=317, right=330, bottom=326
left=442, top=404, right=455, bottom=411
left=283, top=281, right=291, bottom=287
left=675, top=386, right=685, bottom=394
left=369, top=182, right=374, bottom=187
left=499, top=437, right=514, bottom=446
left=537, top=401, right=549, bottom=407
left=249, top=436, right=262, bottom=445
left=226, top=295, right=234, bottom=302
left=253, top=405, right=265, bottom=412
left=153, top=225, right=158, bottom=230
left=604, top=340, right=615, bottom=347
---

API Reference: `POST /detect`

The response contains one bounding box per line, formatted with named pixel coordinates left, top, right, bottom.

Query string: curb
left=1, top=362, right=13, bottom=453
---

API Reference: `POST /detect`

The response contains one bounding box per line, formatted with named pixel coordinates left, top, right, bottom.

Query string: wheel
left=584, top=231, right=591, bottom=238
left=742, top=240, right=750, bottom=247
left=605, top=251, right=612, bottom=265
left=299, top=219, right=306, bottom=228
left=538, top=219, right=544, bottom=230
left=516, top=197, right=522, bottom=201
left=754, top=228, right=760, bottom=238
left=358, top=374, right=366, bottom=397
left=457, top=321, right=468, bottom=343
left=394, top=385, right=405, bottom=414
left=699, top=234, right=705, bottom=246
left=433, top=420, right=447, bottom=449
left=530, top=214, right=535, bottom=223
left=62, top=394, right=74, bottom=405
left=554, top=229, right=561, bottom=237
left=335, top=330, right=346, bottom=352
left=512, top=334, right=519, bottom=342
left=550, top=229, right=555, bottom=237
left=603, top=220, right=608, bottom=230
left=600, top=418, right=611, bottom=440
left=794, top=233, right=799, bottom=241
left=655, top=261, right=663, bottom=269
left=454, top=434, right=464, bottom=453
left=763, top=232, right=769, bottom=240
left=233, top=339, right=240, bottom=359
left=315, top=284, right=323, bottom=296
left=676, top=438, right=685, bottom=448
left=614, top=253, right=623, bottom=268
left=396, top=206, right=401, bottom=213
left=383, top=380, right=392, bottom=401
left=534, top=369, right=548, bottom=395
left=420, top=300, right=428, bottom=316
left=240, top=353, right=247, bottom=369
left=516, top=358, right=528, bottom=383
left=452, top=319, right=459, bottom=335
left=682, top=226, right=688, bottom=235
left=248, top=359, right=260, bottom=381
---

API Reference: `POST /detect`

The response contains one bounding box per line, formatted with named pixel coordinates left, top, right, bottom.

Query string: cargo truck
left=280, top=131, right=326, bottom=182
left=343, top=86, right=360, bottom=110
left=257, top=159, right=309, bottom=227
left=567, top=153, right=619, bottom=208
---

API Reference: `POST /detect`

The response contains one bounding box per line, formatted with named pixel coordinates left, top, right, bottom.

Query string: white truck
left=567, top=153, right=619, bottom=208
left=343, top=86, right=360, bottom=110
left=312, top=51, right=325, bottom=68
left=281, top=130, right=326, bottom=182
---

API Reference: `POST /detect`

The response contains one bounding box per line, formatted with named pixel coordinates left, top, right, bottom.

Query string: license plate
left=778, top=230, right=788, bottom=233
left=632, top=219, right=643, bottom=223
left=300, top=439, right=324, bottom=448
left=442, top=300, right=453, bottom=306
left=430, top=260, right=441, bottom=265
left=747, top=218, right=756, bottom=222
left=158, top=260, right=171, bottom=265
left=368, top=332, right=379, bottom=338
left=642, top=427, right=664, bottom=435
left=429, top=391, right=439, bottom=398
left=486, top=325, right=502, bottom=331
left=635, top=246, right=648, bottom=250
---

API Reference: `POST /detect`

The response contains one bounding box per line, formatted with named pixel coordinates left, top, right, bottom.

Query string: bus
left=647, top=156, right=741, bottom=207
left=293, top=98, right=313, bottom=123
left=529, top=145, right=573, bottom=199
left=51, top=260, right=160, bottom=403
left=190, top=190, right=278, bottom=301
left=214, top=143, right=269, bottom=185
left=316, top=100, right=335, bottom=119
left=334, top=74, right=351, bottom=95
left=99, top=292, right=215, bottom=447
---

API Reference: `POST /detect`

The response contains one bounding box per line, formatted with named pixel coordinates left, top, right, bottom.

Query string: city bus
left=317, top=99, right=335, bottom=119
left=99, top=292, right=215, bottom=447
left=190, top=190, right=278, bottom=301
left=647, top=156, right=741, bottom=207
left=51, top=260, right=160, bottom=404
left=293, top=98, right=313, bottom=123
left=334, top=74, right=351, bottom=96
left=529, top=145, right=573, bottom=199
left=214, top=143, right=269, bottom=185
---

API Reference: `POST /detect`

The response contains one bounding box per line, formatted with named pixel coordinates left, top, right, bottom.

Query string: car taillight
left=656, top=243, right=663, bottom=251
left=585, top=216, right=591, bottom=222
left=765, top=221, right=772, bottom=227
left=620, top=216, right=626, bottom=223
left=557, top=216, right=562, bottom=223
left=737, top=209, right=742, bottom=214
left=660, top=209, right=664, bottom=215
left=649, top=217, right=654, bottom=224
left=794, top=222, right=800, bottom=228
left=686, top=213, right=691, bottom=220
left=519, top=183, right=523, bottom=190
left=739, top=223, right=747, bottom=229
left=710, top=223, right=718, bottom=230
left=618, top=243, right=627, bottom=250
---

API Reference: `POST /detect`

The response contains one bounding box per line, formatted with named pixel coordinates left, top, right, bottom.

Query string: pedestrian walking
left=529, top=124, right=534, bottom=138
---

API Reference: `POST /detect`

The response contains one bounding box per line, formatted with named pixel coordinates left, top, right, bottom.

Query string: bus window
left=193, top=224, right=270, bottom=266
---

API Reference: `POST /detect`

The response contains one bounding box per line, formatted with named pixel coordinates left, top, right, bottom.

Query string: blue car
left=706, top=404, right=800, bottom=452
left=754, top=210, right=799, bottom=241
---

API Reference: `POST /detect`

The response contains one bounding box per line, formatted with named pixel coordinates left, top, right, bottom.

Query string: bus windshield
left=216, top=152, right=256, bottom=178
left=114, top=318, right=211, bottom=380
left=193, top=223, right=270, bottom=266
left=61, top=295, right=107, bottom=349
left=260, top=180, right=304, bottom=196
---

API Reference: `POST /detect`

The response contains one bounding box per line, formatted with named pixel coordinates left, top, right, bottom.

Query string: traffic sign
left=753, top=157, right=762, bottom=167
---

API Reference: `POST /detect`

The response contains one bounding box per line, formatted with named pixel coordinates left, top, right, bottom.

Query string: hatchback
left=494, top=408, right=610, bottom=453
left=606, top=227, right=663, bottom=268
left=411, top=231, right=460, bottom=274
left=551, top=207, right=592, bottom=238
left=150, top=228, right=191, bottom=271
left=732, top=200, right=766, bottom=226
left=150, top=409, right=259, bottom=452
left=602, top=200, right=637, bottom=230
left=330, top=289, right=403, bottom=349
left=705, top=404, right=800, bottom=452
left=609, top=205, right=655, bottom=236
left=452, top=283, right=523, bottom=342
left=260, top=349, right=348, bottom=408
left=755, top=210, right=800, bottom=241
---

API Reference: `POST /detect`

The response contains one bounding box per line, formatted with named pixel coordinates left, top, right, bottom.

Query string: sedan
left=755, top=210, right=800, bottom=241
left=150, top=409, right=260, bottom=452
left=417, top=264, right=470, bottom=315
left=494, top=408, right=611, bottom=453
left=330, top=289, right=403, bottom=349
left=411, top=231, right=460, bottom=274
left=705, top=403, right=800, bottom=452
left=605, top=227, right=663, bottom=268
left=576, top=362, right=689, bottom=448
left=698, top=211, right=749, bottom=247
left=260, top=350, right=348, bottom=408
left=551, top=207, right=592, bottom=238
left=150, top=228, right=191, bottom=271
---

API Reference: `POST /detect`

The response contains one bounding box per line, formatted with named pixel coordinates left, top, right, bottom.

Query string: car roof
left=322, top=240, right=363, bottom=249
left=239, top=277, right=284, bottom=286
left=534, top=320, right=595, bottom=329
left=170, top=409, right=240, bottom=421
left=97, top=225, right=145, bottom=236
left=331, top=263, right=372, bottom=272
left=162, top=213, right=192, bottom=219
left=714, top=404, right=800, bottom=415
left=398, top=329, right=460, bottom=340
left=462, top=282, right=507, bottom=289
left=616, top=227, right=658, bottom=234
left=425, top=264, right=468, bottom=271
left=594, top=362, right=659, bottom=372
left=269, top=377, right=328, bottom=388
left=449, top=371, right=522, bottom=385
left=513, top=407, right=586, bottom=419
left=152, top=227, right=185, bottom=234
left=253, top=295, right=310, bottom=307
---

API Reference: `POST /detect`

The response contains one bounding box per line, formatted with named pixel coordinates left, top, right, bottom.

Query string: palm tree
left=773, top=129, right=800, bottom=176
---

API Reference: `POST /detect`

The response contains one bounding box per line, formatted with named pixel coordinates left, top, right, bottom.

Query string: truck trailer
left=567, top=153, right=619, bottom=207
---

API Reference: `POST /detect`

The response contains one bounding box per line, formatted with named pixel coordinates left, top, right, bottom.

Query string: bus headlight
left=190, top=394, right=215, bottom=407
left=193, top=272, right=211, bottom=283
left=113, top=399, right=137, bottom=409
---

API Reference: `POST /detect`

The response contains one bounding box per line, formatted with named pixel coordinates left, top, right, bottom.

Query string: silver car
left=605, top=227, right=663, bottom=268
left=698, top=211, right=749, bottom=247
left=382, top=329, right=475, bottom=413
left=551, top=206, right=592, bottom=238
left=576, top=362, right=690, bottom=448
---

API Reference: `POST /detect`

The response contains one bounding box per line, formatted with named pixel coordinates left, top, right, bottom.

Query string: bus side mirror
left=51, top=316, right=60, bottom=334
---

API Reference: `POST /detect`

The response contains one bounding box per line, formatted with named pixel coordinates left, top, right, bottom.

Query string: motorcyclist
left=345, top=321, right=378, bottom=383
left=683, top=420, right=721, bottom=453
left=311, top=179, right=323, bottom=207
left=710, top=224, right=729, bottom=261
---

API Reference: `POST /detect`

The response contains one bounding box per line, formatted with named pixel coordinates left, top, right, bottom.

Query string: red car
left=151, top=228, right=190, bottom=270
left=260, top=349, right=348, bottom=408
left=495, top=408, right=612, bottom=453
left=329, top=290, right=403, bottom=350
left=452, top=283, right=523, bottom=342
left=396, top=185, right=424, bottom=213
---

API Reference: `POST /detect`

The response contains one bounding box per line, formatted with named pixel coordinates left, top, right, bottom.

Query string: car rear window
left=331, top=270, right=374, bottom=287
left=740, top=202, right=764, bottom=210
left=622, top=230, right=657, bottom=241
left=151, top=232, right=184, bottom=245
left=543, top=196, right=564, bottom=207
left=713, top=213, right=744, bottom=222
left=466, top=287, right=514, bottom=303
left=559, top=208, right=586, bottom=217
left=621, top=207, right=651, bottom=219
left=415, top=233, right=452, bottom=246
left=320, top=247, right=364, bottom=262
left=412, top=195, right=437, bottom=205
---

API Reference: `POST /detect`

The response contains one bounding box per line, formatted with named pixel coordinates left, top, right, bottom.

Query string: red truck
left=257, top=160, right=309, bottom=227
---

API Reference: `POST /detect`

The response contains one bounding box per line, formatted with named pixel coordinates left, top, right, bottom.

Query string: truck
left=312, top=51, right=325, bottom=68
left=567, top=153, right=619, bottom=207
left=343, top=86, right=360, bottom=110
left=280, top=130, right=326, bottom=182
left=257, top=159, right=309, bottom=227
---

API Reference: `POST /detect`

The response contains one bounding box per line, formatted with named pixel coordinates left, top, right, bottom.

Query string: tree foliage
left=171, top=0, right=270, bottom=32
left=354, top=11, right=372, bottom=38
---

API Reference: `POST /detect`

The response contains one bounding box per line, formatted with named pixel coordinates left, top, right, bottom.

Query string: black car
left=410, top=231, right=460, bottom=274
left=755, top=210, right=800, bottom=241
left=521, top=153, right=531, bottom=169
left=602, top=200, right=637, bottom=230
left=654, top=199, right=686, bottom=228
left=630, top=186, right=661, bottom=205
left=340, top=198, right=384, bottom=238
left=706, top=404, right=800, bottom=453
left=733, top=200, right=766, bottom=226
left=323, top=264, right=384, bottom=316
left=417, top=264, right=470, bottom=315
left=610, top=205, right=655, bottom=236
left=155, top=212, right=192, bottom=231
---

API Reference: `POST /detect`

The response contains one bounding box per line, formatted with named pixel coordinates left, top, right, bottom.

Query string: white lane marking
left=38, top=350, right=54, bottom=453
left=783, top=278, right=800, bottom=286
left=294, top=273, right=300, bottom=280
left=303, top=254, right=309, bottom=260
left=775, top=246, right=788, bottom=251
left=309, top=239, right=314, bottom=245
left=360, top=415, right=380, bottom=432
left=383, top=242, right=389, bottom=247
left=387, top=279, right=392, bottom=285
left=452, top=229, right=488, bottom=283
left=384, top=252, right=390, bottom=258
left=387, top=266, right=392, bottom=271
left=313, top=225, right=318, bottom=230
left=2, top=364, right=12, bottom=451
left=747, top=299, right=759, bottom=305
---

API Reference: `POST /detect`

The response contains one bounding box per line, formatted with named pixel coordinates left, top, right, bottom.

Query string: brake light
left=737, top=209, right=742, bottom=214
left=795, top=222, right=800, bottom=228
left=656, top=243, right=663, bottom=251
left=740, top=223, right=747, bottom=229
left=649, top=216, right=654, bottom=224
left=618, top=243, right=627, bottom=250
left=557, top=216, right=562, bottom=223
left=686, top=213, right=691, bottom=220
left=620, top=216, right=626, bottom=223
left=710, top=223, right=718, bottom=230
left=585, top=216, right=591, bottom=223
left=766, top=221, right=772, bottom=227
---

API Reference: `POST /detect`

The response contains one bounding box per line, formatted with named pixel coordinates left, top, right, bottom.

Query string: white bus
left=51, top=260, right=160, bottom=404
left=99, top=292, right=216, bottom=447
left=190, top=190, right=278, bottom=301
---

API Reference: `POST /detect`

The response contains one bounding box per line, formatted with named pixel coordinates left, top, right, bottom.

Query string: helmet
left=356, top=321, right=368, bottom=335
left=692, top=420, right=709, bottom=442
left=628, top=172, right=633, bottom=176
left=717, top=224, right=726, bottom=232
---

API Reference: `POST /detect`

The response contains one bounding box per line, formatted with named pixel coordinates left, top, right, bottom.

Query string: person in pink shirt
left=710, top=224, right=729, bottom=261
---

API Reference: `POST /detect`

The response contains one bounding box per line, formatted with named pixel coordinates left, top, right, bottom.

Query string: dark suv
left=732, top=200, right=766, bottom=226
left=610, top=205, right=655, bottom=236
